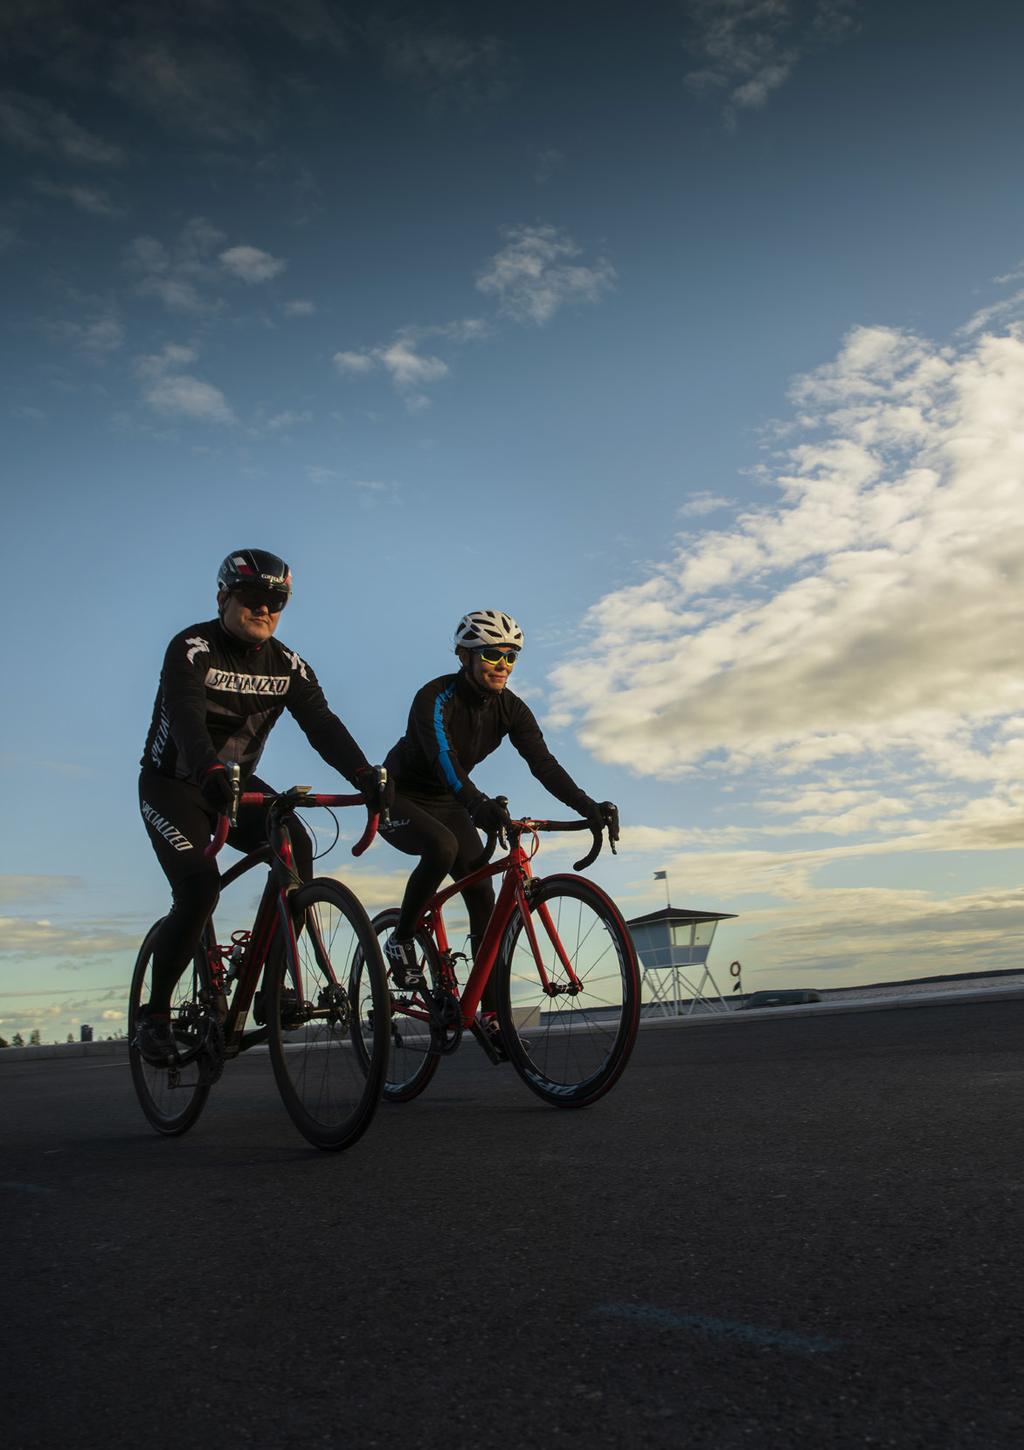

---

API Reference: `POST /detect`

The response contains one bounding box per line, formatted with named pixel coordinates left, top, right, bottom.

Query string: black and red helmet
left=217, top=549, right=292, bottom=602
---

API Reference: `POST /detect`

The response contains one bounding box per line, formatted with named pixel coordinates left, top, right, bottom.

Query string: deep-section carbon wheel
left=351, top=908, right=443, bottom=1103
left=268, top=878, right=389, bottom=1150
left=128, top=920, right=213, bottom=1137
left=495, top=874, right=640, bottom=1107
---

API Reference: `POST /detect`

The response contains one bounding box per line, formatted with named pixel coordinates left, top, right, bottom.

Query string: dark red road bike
left=128, top=781, right=390, bottom=1150
left=349, top=806, right=640, bottom=1108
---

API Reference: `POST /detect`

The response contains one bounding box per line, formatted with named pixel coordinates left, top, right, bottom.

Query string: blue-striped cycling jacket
left=383, top=667, right=592, bottom=818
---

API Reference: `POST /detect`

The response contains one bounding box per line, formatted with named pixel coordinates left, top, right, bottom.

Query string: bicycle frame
left=203, top=792, right=369, bottom=1057
left=412, top=827, right=585, bottom=1029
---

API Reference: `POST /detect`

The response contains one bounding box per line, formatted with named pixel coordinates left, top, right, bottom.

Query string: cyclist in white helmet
left=379, top=609, right=617, bottom=1057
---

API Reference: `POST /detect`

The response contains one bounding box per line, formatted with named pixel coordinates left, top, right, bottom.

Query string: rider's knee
left=425, top=828, right=459, bottom=876
left=172, top=870, right=220, bottom=919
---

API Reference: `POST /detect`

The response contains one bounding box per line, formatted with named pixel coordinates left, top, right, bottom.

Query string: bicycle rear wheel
left=494, top=874, right=640, bottom=1107
left=351, top=908, right=443, bottom=1103
left=268, top=879, right=389, bottom=1150
left=128, top=920, right=213, bottom=1136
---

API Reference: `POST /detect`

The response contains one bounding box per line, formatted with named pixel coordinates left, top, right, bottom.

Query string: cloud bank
left=550, top=315, right=1024, bottom=849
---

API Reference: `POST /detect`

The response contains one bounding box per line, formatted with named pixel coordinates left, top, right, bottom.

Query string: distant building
left=80, top=1024, right=93, bottom=1042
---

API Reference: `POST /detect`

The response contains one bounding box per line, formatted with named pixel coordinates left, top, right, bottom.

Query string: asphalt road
left=1, top=1000, right=1021, bottom=1449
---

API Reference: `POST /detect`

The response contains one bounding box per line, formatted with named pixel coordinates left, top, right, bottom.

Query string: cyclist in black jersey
left=379, top=609, right=618, bottom=1058
left=136, top=548, right=390, bottom=1065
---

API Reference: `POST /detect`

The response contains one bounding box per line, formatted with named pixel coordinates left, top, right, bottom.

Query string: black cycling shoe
left=135, top=1007, right=176, bottom=1066
left=384, top=934, right=425, bottom=991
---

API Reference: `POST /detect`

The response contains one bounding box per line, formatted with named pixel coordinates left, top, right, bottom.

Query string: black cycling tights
left=378, top=792, right=499, bottom=1011
left=139, top=769, right=312, bottom=1014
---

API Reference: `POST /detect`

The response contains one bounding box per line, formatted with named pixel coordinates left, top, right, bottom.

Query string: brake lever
left=376, top=765, right=390, bottom=827
left=227, top=762, right=241, bottom=828
left=495, top=794, right=510, bottom=851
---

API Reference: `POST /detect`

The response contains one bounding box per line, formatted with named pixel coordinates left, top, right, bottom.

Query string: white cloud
left=283, top=298, right=316, bottom=316
left=46, top=310, right=124, bottom=354
left=677, top=491, right=735, bottom=517
left=684, top=1, right=862, bottom=121
left=375, top=19, right=513, bottom=106
left=136, top=342, right=235, bottom=424
left=0, top=914, right=135, bottom=961
left=0, top=88, right=124, bottom=164
left=377, top=337, right=448, bottom=389
left=109, top=35, right=267, bottom=143
left=550, top=316, right=1024, bottom=795
left=136, top=343, right=198, bottom=378
left=264, top=409, right=312, bottom=431
left=125, top=218, right=228, bottom=314
left=32, top=178, right=124, bottom=216
left=144, top=374, right=236, bottom=425
left=333, top=350, right=375, bottom=374
left=333, top=334, right=449, bottom=404
left=535, top=148, right=565, bottom=185
left=0, top=875, right=80, bottom=905
left=220, top=244, right=287, bottom=284
left=476, top=224, right=615, bottom=325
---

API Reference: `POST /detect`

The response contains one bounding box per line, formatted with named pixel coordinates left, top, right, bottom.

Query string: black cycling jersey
left=383, top=667, right=593, bottom=818
left=141, top=617, right=369, bottom=786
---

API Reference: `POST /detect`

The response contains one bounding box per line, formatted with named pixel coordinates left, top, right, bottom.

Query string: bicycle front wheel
left=128, top=920, right=213, bottom=1136
left=268, top=879, right=389, bottom=1150
left=351, top=909, right=443, bottom=1103
left=495, top=874, right=640, bottom=1107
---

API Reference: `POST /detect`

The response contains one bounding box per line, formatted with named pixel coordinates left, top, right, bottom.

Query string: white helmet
left=454, top=609, right=524, bottom=651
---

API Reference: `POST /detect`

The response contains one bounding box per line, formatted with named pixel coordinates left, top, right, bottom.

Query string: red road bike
left=129, top=781, right=390, bottom=1150
left=349, top=805, right=640, bottom=1108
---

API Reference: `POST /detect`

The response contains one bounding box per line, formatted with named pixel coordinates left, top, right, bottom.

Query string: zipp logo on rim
left=205, top=669, right=290, bottom=696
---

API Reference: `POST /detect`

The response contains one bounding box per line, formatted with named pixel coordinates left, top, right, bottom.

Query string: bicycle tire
left=268, top=878, right=389, bottom=1150
left=128, top=919, right=213, bottom=1136
left=351, top=908, right=443, bottom=1103
left=494, top=874, right=640, bottom=1108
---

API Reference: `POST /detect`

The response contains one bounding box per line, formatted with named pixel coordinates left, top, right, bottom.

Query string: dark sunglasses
left=233, top=587, right=288, bottom=613
left=476, top=649, right=519, bottom=667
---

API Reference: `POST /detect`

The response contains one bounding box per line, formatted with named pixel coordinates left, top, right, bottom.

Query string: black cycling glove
left=355, top=766, right=396, bottom=820
left=583, top=798, right=620, bottom=844
left=199, top=762, right=235, bottom=813
left=471, top=795, right=512, bottom=836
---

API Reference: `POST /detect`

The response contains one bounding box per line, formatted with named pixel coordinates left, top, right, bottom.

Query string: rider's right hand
left=355, top=765, right=396, bottom=818
left=199, top=762, right=235, bottom=812
left=471, top=795, right=512, bottom=835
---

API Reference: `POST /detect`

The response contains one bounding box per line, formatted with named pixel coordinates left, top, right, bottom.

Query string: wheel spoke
left=350, top=910, right=442, bottom=1103
left=269, top=881, right=388, bottom=1150
left=128, top=925, right=212, bottom=1137
left=497, top=879, right=640, bottom=1106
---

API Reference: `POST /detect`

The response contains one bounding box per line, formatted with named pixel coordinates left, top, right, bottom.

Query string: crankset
left=428, top=989, right=463, bottom=1056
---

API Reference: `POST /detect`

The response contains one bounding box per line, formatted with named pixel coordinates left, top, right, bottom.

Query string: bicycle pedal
left=469, top=1018, right=506, bottom=1065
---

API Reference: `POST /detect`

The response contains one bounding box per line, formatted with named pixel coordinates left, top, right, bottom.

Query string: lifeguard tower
left=627, top=902, right=737, bottom=1017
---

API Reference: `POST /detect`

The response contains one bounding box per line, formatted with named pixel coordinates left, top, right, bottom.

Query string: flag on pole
left=653, top=870, right=667, bottom=880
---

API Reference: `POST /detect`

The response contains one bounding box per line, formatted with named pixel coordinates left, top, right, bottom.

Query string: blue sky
left=4, top=0, right=1024, bottom=1042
